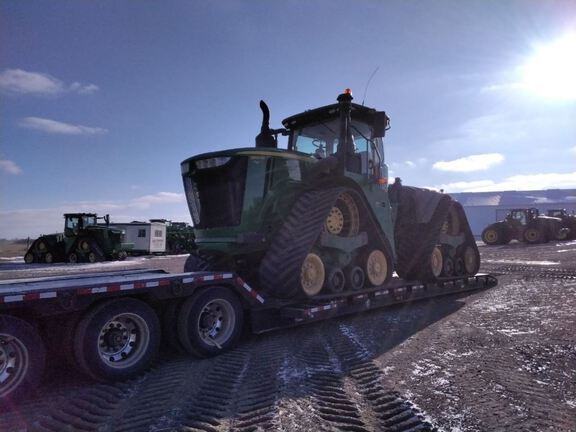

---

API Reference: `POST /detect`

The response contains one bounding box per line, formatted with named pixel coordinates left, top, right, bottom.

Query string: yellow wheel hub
left=300, top=253, right=325, bottom=297
left=366, top=249, right=388, bottom=286
left=484, top=229, right=498, bottom=243
left=325, top=207, right=345, bottom=234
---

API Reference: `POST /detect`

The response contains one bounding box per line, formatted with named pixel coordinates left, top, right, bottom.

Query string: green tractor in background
left=181, top=90, right=479, bottom=299
left=150, top=219, right=197, bottom=254
left=24, top=213, right=133, bottom=264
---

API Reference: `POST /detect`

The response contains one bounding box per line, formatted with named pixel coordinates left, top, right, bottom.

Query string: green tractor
left=481, top=208, right=568, bottom=245
left=181, top=90, right=479, bottom=299
left=547, top=209, right=576, bottom=240
left=24, top=213, right=133, bottom=264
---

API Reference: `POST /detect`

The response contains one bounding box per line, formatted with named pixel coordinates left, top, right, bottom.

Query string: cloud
left=0, top=192, right=189, bottom=238
left=18, top=117, right=108, bottom=135
left=433, top=153, right=504, bottom=172
left=0, top=69, right=99, bottom=96
left=434, top=171, right=576, bottom=193
left=570, top=146, right=576, bottom=155
left=0, top=159, right=22, bottom=175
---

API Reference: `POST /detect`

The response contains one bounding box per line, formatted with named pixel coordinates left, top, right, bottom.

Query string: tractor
left=180, top=90, right=479, bottom=299
left=546, top=209, right=576, bottom=240
left=481, top=208, right=567, bottom=245
left=24, top=213, right=133, bottom=264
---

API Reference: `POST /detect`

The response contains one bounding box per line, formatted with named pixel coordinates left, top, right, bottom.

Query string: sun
left=520, top=33, right=576, bottom=100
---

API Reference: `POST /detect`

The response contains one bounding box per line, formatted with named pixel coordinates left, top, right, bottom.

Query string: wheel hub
left=99, top=318, right=138, bottom=362
left=325, top=207, right=344, bottom=234
left=0, top=334, right=27, bottom=392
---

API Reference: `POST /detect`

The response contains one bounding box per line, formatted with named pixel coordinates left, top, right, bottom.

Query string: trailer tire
left=0, top=315, right=46, bottom=406
left=177, top=287, right=243, bottom=358
left=73, top=298, right=160, bottom=381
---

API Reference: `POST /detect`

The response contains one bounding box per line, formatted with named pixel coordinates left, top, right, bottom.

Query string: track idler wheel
left=325, top=267, right=346, bottom=294
left=300, top=253, right=325, bottom=297
left=463, top=245, right=480, bottom=275
left=365, top=249, right=390, bottom=287
left=24, top=252, right=35, bottom=264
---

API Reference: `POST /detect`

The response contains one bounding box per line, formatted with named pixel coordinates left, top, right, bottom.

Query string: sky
left=1, top=0, right=575, bottom=239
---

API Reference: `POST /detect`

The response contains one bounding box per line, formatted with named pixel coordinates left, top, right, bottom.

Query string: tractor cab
left=64, top=213, right=98, bottom=237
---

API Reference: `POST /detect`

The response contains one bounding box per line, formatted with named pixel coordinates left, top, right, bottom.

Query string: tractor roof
left=282, top=102, right=379, bottom=130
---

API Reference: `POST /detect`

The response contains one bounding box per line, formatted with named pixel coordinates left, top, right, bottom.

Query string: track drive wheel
left=177, top=287, right=244, bottom=358
left=300, top=253, right=325, bottom=297
left=324, top=192, right=360, bottom=237
left=73, top=298, right=160, bottom=381
left=0, top=315, right=46, bottom=406
left=365, top=249, right=390, bottom=286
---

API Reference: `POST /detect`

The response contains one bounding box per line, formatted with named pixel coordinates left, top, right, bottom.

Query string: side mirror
left=372, top=111, right=389, bottom=138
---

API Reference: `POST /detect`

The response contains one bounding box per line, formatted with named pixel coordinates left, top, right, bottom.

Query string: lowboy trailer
left=0, top=268, right=496, bottom=406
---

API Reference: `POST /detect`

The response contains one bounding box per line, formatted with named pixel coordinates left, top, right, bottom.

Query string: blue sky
left=1, top=0, right=575, bottom=238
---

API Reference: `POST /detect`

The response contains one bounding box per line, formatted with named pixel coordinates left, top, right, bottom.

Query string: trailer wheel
left=0, top=315, right=46, bottom=405
left=177, top=287, right=244, bottom=358
left=73, top=298, right=160, bottom=381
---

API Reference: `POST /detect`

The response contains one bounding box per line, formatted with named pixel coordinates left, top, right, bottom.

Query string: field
left=1, top=240, right=575, bottom=431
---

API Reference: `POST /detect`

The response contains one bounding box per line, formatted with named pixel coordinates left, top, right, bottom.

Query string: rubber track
left=259, top=188, right=343, bottom=298
left=395, top=193, right=452, bottom=280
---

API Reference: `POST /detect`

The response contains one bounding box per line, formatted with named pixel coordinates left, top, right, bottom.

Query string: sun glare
left=520, top=33, right=576, bottom=100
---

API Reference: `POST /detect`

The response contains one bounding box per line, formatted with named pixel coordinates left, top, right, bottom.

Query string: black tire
left=0, top=315, right=46, bottom=406
left=345, top=265, right=365, bottom=291
left=325, top=267, right=346, bottom=294
left=523, top=226, right=544, bottom=244
left=481, top=226, right=502, bottom=245
left=177, top=287, right=244, bottom=358
left=73, top=298, right=160, bottom=381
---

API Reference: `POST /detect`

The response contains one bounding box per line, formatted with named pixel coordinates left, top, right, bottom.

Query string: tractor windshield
left=292, top=119, right=374, bottom=158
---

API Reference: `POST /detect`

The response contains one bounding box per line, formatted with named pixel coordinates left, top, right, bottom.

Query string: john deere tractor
left=181, top=90, right=479, bottom=299
left=481, top=208, right=567, bottom=245
left=24, top=213, right=133, bottom=264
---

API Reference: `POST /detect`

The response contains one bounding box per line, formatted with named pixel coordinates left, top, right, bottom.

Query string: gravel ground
left=1, top=240, right=575, bottom=431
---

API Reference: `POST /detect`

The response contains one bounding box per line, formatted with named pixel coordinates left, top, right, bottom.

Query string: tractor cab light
left=378, top=177, right=388, bottom=185
left=344, top=88, right=353, bottom=95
